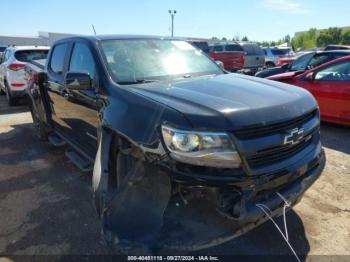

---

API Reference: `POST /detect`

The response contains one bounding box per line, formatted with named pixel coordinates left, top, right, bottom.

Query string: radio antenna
left=92, top=24, right=97, bottom=35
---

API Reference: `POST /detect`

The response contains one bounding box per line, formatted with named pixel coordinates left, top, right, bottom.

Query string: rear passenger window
left=213, top=46, right=223, bottom=52
left=225, top=44, right=243, bottom=52
left=253, top=46, right=265, bottom=56
left=69, top=43, right=95, bottom=79
left=242, top=45, right=254, bottom=55
left=50, top=44, right=68, bottom=75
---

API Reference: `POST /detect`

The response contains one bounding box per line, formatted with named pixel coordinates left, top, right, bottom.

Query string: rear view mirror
left=304, top=72, right=315, bottom=81
left=64, top=72, right=92, bottom=90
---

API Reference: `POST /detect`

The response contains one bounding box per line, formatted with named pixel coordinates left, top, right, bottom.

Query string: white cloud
left=258, top=0, right=310, bottom=14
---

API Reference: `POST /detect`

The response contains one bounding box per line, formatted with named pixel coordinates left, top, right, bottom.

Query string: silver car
left=264, top=47, right=294, bottom=68
left=239, top=42, right=265, bottom=72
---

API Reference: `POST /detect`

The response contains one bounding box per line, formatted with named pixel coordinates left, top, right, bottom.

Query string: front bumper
left=158, top=149, right=325, bottom=251
left=240, top=149, right=325, bottom=224
left=160, top=147, right=325, bottom=213
left=9, top=87, right=27, bottom=98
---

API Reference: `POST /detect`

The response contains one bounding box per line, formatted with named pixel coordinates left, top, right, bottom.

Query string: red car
left=208, top=43, right=245, bottom=72
left=277, top=56, right=296, bottom=66
left=268, top=55, right=350, bottom=126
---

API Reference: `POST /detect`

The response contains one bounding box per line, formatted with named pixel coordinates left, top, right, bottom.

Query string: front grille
left=235, top=109, right=317, bottom=139
left=246, top=135, right=313, bottom=168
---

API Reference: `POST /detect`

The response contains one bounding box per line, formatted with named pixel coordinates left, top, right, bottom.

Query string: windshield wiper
left=118, top=79, right=159, bottom=85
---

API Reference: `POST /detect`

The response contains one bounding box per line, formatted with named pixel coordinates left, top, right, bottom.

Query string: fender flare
left=92, top=127, right=113, bottom=217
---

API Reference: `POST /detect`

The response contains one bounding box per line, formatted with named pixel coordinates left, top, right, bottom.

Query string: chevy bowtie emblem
left=284, top=128, right=304, bottom=145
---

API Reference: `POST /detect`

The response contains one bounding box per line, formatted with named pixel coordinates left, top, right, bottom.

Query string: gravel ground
left=0, top=96, right=349, bottom=260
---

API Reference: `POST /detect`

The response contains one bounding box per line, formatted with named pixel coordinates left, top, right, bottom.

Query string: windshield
left=271, top=49, right=291, bottom=56
left=15, top=50, right=48, bottom=62
left=290, top=52, right=314, bottom=71
left=100, top=39, right=222, bottom=84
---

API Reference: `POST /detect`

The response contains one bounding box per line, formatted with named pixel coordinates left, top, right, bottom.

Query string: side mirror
left=215, top=60, right=224, bottom=69
left=304, top=72, right=315, bottom=81
left=64, top=72, right=92, bottom=90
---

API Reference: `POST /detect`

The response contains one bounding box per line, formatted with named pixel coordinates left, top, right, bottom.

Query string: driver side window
left=315, top=61, right=350, bottom=81
left=69, top=43, right=96, bottom=83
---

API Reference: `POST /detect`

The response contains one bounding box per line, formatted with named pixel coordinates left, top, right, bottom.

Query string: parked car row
left=268, top=55, right=350, bottom=126
left=256, top=50, right=350, bottom=78
left=187, top=39, right=265, bottom=73
left=263, top=47, right=294, bottom=68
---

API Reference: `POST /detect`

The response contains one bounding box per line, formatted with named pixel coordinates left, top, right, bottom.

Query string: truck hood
left=129, top=73, right=317, bottom=130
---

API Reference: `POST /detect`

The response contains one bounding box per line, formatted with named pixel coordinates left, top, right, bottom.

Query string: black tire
left=94, top=136, right=136, bottom=217
left=110, top=137, right=137, bottom=195
left=4, top=81, right=16, bottom=106
left=29, top=104, right=48, bottom=141
left=265, top=62, right=275, bottom=68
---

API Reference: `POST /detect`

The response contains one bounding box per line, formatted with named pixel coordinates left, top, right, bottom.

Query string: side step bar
left=48, top=133, right=66, bottom=147
left=65, top=148, right=93, bottom=172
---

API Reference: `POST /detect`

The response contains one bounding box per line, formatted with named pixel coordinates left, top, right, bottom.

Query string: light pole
left=168, top=10, right=177, bottom=37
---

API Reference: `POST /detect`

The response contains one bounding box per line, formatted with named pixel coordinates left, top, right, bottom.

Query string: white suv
left=0, top=46, right=49, bottom=106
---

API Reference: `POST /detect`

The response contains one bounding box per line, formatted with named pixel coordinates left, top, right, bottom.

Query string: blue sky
left=0, top=0, right=349, bottom=41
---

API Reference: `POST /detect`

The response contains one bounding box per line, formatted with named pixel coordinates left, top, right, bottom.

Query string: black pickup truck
left=25, top=35, right=325, bottom=252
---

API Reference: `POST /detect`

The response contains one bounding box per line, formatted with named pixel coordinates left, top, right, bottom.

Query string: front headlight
left=161, top=125, right=241, bottom=168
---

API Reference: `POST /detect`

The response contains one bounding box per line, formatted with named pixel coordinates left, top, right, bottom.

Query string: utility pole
left=168, top=10, right=177, bottom=37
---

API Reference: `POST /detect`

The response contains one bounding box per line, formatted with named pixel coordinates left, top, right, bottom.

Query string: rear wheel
left=29, top=104, right=48, bottom=141
left=4, top=81, right=16, bottom=106
left=265, top=62, right=275, bottom=68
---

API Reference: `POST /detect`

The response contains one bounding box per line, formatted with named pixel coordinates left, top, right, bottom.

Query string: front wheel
left=265, top=62, right=275, bottom=69
left=93, top=135, right=171, bottom=251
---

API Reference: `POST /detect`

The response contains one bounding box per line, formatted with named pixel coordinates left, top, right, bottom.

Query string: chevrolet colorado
left=25, top=35, right=325, bottom=251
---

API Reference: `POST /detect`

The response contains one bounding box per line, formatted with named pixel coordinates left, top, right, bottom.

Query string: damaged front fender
left=93, top=128, right=171, bottom=247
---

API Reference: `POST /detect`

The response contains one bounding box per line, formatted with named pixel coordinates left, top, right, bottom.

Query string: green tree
left=282, top=35, right=291, bottom=44
left=260, top=41, right=270, bottom=47
left=211, top=37, right=219, bottom=40
left=316, top=33, right=333, bottom=47
left=316, top=27, right=342, bottom=47
left=341, top=30, right=350, bottom=45
left=232, top=35, right=240, bottom=41
left=221, top=37, right=227, bottom=41
left=291, top=28, right=317, bottom=50
left=241, top=36, right=249, bottom=41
